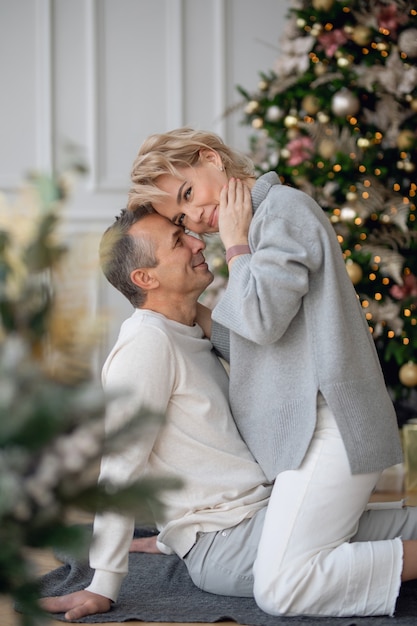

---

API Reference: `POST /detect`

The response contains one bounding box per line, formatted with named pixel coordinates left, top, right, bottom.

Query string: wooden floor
left=2, top=490, right=416, bottom=626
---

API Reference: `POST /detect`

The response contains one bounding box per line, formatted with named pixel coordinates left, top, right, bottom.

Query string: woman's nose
left=188, top=205, right=204, bottom=222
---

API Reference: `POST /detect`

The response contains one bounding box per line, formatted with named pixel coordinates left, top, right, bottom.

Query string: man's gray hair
left=99, top=206, right=157, bottom=308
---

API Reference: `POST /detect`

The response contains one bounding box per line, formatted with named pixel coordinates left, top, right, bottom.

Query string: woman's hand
left=218, top=178, right=252, bottom=251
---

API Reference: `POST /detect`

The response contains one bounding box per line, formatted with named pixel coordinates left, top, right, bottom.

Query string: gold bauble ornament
left=397, top=129, right=415, bottom=150
left=312, top=0, right=334, bottom=10
left=403, top=161, right=416, bottom=173
left=287, top=128, right=299, bottom=140
left=314, top=62, right=327, bottom=77
left=357, top=137, right=371, bottom=149
left=317, top=111, right=330, bottom=124
left=284, top=114, right=299, bottom=128
left=311, top=25, right=323, bottom=37
left=346, top=191, right=358, bottom=202
left=337, top=55, right=352, bottom=69
left=302, top=94, right=321, bottom=115
left=351, top=25, right=372, bottom=46
left=345, top=260, right=363, bottom=284
left=251, top=117, right=263, bottom=129
left=245, top=100, right=260, bottom=114
left=318, top=138, right=337, bottom=159
left=399, top=362, right=417, bottom=387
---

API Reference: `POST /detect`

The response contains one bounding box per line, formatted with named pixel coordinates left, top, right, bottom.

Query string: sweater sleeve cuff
left=156, top=539, right=175, bottom=555
left=86, top=569, right=126, bottom=602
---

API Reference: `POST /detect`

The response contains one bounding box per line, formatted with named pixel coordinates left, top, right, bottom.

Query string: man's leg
left=354, top=504, right=417, bottom=542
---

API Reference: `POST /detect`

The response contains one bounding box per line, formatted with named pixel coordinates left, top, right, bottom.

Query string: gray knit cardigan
left=211, top=172, right=402, bottom=482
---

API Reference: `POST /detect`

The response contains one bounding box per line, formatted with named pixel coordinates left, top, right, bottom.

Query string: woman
left=127, top=127, right=414, bottom=617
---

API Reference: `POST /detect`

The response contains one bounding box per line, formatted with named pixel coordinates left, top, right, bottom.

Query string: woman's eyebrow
left=176, top=181, right=187, bottom=204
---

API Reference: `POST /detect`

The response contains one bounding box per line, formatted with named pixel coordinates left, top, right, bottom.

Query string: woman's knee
left=253, top=568, right=303, bottom=616
left=253, top=558, right=341, bottom=616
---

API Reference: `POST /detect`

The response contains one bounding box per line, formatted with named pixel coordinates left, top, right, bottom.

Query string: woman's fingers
left=219, top=179, right=252, bottom=249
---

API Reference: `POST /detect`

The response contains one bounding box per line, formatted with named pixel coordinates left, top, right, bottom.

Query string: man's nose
left=186, top=233, right=205, bottom=251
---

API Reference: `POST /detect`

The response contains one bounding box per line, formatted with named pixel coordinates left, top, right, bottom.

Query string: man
left=42, top=207, right=417, bottom=620
left=41, top=207, right=272, bottom=620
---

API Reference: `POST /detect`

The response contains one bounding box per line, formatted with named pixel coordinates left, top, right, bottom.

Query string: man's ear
left=130, top=268, right=159, bottom=291
left=199, top=148, right=221, bottom=167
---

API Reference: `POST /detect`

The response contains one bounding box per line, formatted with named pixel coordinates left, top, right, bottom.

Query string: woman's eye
left=177, top=213, right=186, bottom=226
left=184, top=187, right=192, bottom=201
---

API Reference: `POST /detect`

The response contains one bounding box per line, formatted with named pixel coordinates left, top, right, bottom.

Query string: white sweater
left=86, top=309, right=271, bottom=601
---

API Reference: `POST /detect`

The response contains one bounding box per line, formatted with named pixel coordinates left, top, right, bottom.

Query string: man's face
left=130, top=214, right=214, bottom=298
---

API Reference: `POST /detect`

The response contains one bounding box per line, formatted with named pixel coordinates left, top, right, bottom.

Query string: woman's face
left=152, top=149, right=228, bottom=234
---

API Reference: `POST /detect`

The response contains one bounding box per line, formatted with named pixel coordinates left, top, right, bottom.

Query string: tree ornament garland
left=234, top=0, right=417, bottom=403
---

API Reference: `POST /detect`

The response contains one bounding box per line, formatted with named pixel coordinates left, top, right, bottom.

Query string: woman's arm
left=213, top=188, right=324, bottom=345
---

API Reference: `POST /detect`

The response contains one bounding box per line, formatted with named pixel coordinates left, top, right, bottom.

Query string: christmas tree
left=235, top=0, right=417, bottom=414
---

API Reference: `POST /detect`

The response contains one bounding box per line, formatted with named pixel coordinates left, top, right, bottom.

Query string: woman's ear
left=130, top=268, right=159, bottom=291
left=199, top=148, right=222, bottom=168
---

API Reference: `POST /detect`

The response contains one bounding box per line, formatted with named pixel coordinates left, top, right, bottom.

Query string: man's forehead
left=131, top=214, right=179, bottom=243
left=132, top=213, right=171, bottom=231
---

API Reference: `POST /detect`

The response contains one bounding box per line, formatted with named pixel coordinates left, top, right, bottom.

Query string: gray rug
left=38, top=527, right=417, bottom=625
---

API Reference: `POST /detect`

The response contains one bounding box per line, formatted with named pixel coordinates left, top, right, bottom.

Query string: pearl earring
left=219, top=165, right=224, bottom=171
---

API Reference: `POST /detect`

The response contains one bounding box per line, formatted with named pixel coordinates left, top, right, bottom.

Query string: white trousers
left=253, top=400, right=403, bottom=617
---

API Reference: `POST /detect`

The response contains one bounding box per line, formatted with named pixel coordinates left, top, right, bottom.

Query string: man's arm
left=42, top=326, right=174, bottom=616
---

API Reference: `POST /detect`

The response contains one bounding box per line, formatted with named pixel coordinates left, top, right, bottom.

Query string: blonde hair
left=128, top=127, right=255, bottom=210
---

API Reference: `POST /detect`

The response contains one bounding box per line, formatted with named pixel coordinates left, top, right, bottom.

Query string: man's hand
left=130, top=535, right=161, bottom=553
left=40, top=590, right=111, bottom=620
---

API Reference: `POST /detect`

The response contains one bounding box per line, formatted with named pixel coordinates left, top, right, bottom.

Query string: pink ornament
left=285, top=136, right=314, bottom=166
left=377, top=4, right=407, bottom=37
left=317, top=29, right=348, bottom=58
left=390, top=273, right=417, bottom=300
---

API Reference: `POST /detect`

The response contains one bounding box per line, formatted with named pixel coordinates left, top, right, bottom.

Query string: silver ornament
left=265, top=105, right=283, bottom=122
left=331, top=89, right=360, bottom=117
left=398, top=28, right=417, bottom=58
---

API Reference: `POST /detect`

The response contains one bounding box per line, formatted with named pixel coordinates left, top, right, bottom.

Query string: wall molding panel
left=165, top=0, right=184, bottom=130
left=35, top=0, right=54, bottom=175
left=1, top=0, right=289, bottom=354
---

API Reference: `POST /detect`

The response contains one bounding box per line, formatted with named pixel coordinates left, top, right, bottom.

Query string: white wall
left=0, top=0, right=289, bottom=357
